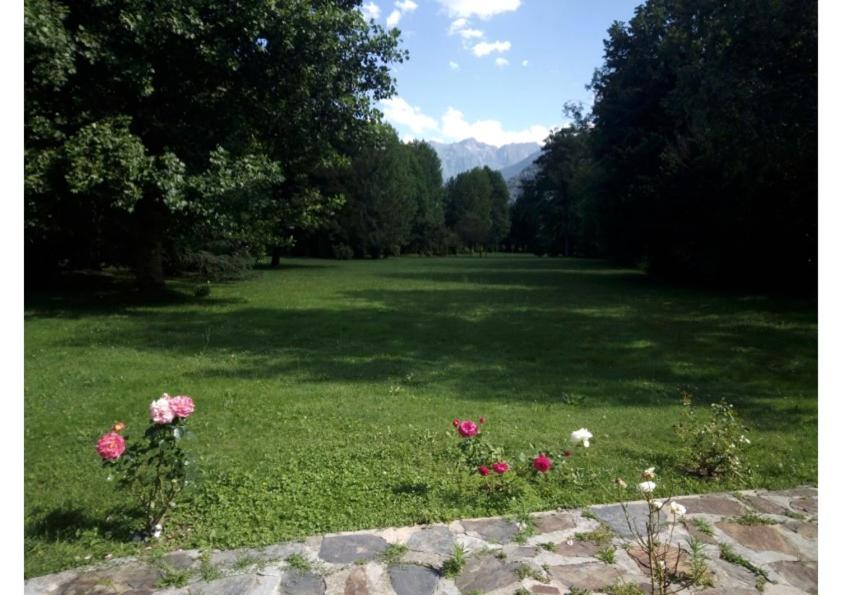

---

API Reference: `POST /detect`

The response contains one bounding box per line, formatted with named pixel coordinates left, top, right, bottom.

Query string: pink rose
left=478, top=465, right=490, bottom=476
left=532, top=453, right=553, bottom=473
left=457, top=420, right=478, bottom=438
left=96, top=431, right=126, bottom=461
left=492, top=461, right=509, bottom=474
left=150, top=395, right=174, bottom=424
left=169, top=395, right=195, bottom=419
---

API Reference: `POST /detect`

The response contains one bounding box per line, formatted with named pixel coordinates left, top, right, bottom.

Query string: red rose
left=479, top=416, right=486, bottom=424
left=457, top=420, right=478, bottom=438
left=563, top=450, right=573, bottom=458
left=478, top=465, right=490, bottom=476
left=492, top=461, right=509, bottom=474
left=452, top=418, right=460, bottom=428
left=532, top=453, right=553, bottom=473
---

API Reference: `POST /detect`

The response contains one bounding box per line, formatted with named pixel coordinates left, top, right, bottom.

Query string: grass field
left=24, top=255, right=817, bottom=577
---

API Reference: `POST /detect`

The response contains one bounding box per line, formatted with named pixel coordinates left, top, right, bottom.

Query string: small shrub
left=285, top=554, right=312, bottom=573
left=441, top=545, right=466, bottom=578
left=686, top=538, right=714, bottom=587
left=673, top=393, right=751, bottom=480
left=690, top=518, right=714, bottom=536
left=379, top=543, right=408, bottom=566
left=180, top=250, right=254, bottom=281
left=194, top=281, right=211, bottom=297
left=734, top=512, right=778, bottom=526
left=332, top=244, right=354, bottom=260
left=596, top=545, right=616, bottom=564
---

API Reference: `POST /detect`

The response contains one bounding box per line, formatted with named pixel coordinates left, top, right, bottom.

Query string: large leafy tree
left=25, top=0, right=406, bottom=288
left=445, top=166, right=510, bottom=252
left=588, top=0, right=816, bottom=284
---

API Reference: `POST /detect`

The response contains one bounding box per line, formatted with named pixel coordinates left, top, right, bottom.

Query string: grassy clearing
left=24, top=255, right=816, bottom=577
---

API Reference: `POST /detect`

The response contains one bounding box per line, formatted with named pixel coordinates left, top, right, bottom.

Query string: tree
left=25, top=0, right=406, bottom=288
left=404, top=141, right=447, bottom=255
left=444, top=167, right=510, bottom=252
left=588, top=0, right=816, bottom=285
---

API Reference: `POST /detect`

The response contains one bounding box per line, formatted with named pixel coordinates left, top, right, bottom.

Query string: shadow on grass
left=29, top=257, right=817, bottom=430
left=25, top=504, right=144, bottom=543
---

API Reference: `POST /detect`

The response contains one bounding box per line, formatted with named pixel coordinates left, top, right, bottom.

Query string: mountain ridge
left=428, top=138, right=540, bottom=181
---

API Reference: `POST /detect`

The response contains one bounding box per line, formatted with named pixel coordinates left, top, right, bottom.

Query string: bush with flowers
left=95, top=393, right=196, bottom=538
left=449, top=416, right=594, bottom=495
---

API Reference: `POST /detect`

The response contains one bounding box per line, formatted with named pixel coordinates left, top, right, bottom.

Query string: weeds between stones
left=441, top=544, right=466, bottom=578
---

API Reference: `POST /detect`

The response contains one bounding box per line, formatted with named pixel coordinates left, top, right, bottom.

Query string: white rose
left=570, top=428, right=593, bottom=448
left=642, top=467, right=656, bottom=480
left=638, top=481, right=656, bottom=493
left=669, top=501, right=687, bottom=518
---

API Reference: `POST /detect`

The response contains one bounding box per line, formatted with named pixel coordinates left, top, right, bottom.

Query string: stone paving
left=24, top=487, right=817, bottom=595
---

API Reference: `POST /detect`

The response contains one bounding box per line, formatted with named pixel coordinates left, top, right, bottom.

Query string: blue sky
left=364, top=0, right=641, bottom=146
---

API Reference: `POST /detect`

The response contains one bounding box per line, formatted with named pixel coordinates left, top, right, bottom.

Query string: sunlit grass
left=24, top=255, right=816, bottom=577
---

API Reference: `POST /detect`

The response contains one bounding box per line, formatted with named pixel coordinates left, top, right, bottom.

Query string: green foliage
left=380, top=543, right=408, bottom=566
left=285, top=554, right=312, bottom=573
left=515, top=563, right=550, bottom=582
left=690, top=518, right=714, bottom=536
left=719, top=543, right=770, bottom=583
left=604, top=583, right=646, bottom=595
left=686, top=538, right=714, bottom=588
left=734, top=512, right=778, bottom=526
left=445, top=167, right=510, bottom=252
left=155, top=564, right=192, bottom=588
left=106, top=419, right=195, bottom=534
left=25, top=0, right=406, bottom=281
left=575, top=524, right=614, bottom=547
left=674, top=395, right=752, bottom=480
left=596, top=545, right=616, bottom=564
left=441, top=545, right=467, bottom=578
left=198, top=551, right=222, bottom=582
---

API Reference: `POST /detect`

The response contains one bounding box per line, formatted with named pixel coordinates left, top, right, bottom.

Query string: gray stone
left=164, top=551, right=198, bottom=571
left=529, top=586, right=562, bottom=594
left=777, top=487, right=818, bottom=498
left=716, top=522, right=798, bottom=555
left=57, top=565, right=162, bottom=595
left=550, top=539, right=600, bottom=557
left=388, top=564, right=439, bottom=595
left=770, top=560, right=817, bottom=593
left=591, top=502, right=662, bottom=538
left=547, top=561, right=622, bottom=591
left=783, top=521, right=817, bottom=540
left=676, top=495, right=746, bottom=516
left=532, top=512, right=576, bottom=534
left=461, top=518, right=520, bottom=544
left=189, top=574, right=257, bottom=595
left=741, top=494, right=789, bottom=515
left=406, top=526, right=454, bottom=555
left=318, top=534, right=388, bottom=564
left=281, top=569, right=326, bottom=595
left=454, top=553, right=519, bottom=593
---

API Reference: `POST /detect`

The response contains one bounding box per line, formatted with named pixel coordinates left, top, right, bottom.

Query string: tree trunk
left=270, top=246, right=282, bottom=267
left=133, top=196, right=167, bottom=292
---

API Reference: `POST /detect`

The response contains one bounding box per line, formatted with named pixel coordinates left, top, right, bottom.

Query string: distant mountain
left=428, top=138, right=540, bottom=181
left=499, top=149, right=541, bottom=180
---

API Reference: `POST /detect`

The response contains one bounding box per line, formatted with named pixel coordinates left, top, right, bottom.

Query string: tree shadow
left=25, top=504, right=144, bottom=543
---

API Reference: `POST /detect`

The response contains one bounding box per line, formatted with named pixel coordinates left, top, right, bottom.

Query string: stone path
left=24, top=487, right=818, bottom=595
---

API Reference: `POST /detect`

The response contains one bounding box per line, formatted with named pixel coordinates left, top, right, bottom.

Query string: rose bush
left=96, top=393, right=196, bottom=538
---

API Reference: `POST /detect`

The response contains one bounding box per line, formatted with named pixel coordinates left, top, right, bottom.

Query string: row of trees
left=510, top=0, right=816, bottom=286
left=25, top=0, right=511, bottom=287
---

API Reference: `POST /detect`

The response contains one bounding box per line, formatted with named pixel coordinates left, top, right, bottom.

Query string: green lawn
left=24, top=255, right=817, bottom=577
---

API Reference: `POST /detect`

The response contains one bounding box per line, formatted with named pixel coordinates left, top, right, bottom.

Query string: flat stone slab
left=318, top=534, right=388, bottom=564
left=460, top=518, right=520, bottom=544
left=770, top=560, right=818, bottom=593
left=740, top=494, right=789, bottom=515
left=591, top=502, right=663, bottom=538
left=387, top=564, right=439, bottom=595
left=548, top=561, right=623, bottom=591
left=675, top=495, right=746, bottom=516
left=57, top=565, right=162, bottom=594
left=532, top=512, right=576, bottom=534
left=406, top=526, right=454, bottom=555
left=783, top=520, right=818, bottom=540
left=280, top=570, right=326, bottom=594
left=454, top=553, right=519, bottom=593
left=551, top=539, right=600, bottom=557
left=716, top=522, right=798, bottom=555
left=790, top=497, right=817, bottom=515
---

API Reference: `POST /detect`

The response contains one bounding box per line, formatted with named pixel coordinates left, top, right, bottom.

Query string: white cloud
left=495, top=57, right=509, bottom=68
left=441, top=107, right=549, bottom=146
left=438, top=0, right=521, bottom=19
left=381, top=97, right=439, bottom=135
left=521, top=59, right=529, bottom=67
left=396, top=0, right=418, bottom=12
left=471, top=40, right=511, bottom=57
left=449, top=61, right=460, bottom=70
left=448, top=18, right=483, bottom=40
left=381, top=97, right=550, bottom=147
left=361, top=1, right=381, bottom=20
left=386, top=9, right=401, bottom=27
